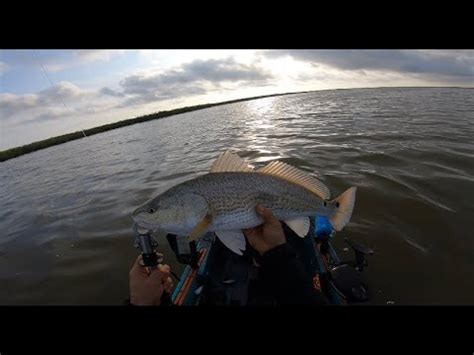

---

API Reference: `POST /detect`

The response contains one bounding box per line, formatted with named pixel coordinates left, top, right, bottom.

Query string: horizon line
left=1, top=85, right=472, bottom=158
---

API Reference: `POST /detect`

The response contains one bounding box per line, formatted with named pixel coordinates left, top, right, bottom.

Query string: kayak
left=167, top=215, right=374, bottom=305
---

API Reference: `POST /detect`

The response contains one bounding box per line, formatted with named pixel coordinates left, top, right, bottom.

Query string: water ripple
left=1, top=87, right=473, bottom=304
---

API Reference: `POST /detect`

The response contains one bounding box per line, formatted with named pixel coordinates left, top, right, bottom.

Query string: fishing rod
left=30, top=50, right=181, bottom=304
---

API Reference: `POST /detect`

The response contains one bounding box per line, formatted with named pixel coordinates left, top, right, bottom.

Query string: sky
left=0, top=49, right=473, bottom=150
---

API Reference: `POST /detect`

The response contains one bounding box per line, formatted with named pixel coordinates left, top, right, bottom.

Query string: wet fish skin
left=132, top=172, right=337, bottom=235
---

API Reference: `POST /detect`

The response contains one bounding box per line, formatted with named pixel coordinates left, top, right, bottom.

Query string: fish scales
left=167, top=172, right=331, bottom=230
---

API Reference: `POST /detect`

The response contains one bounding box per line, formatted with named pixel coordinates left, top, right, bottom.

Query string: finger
left=255, top=204, right=275, bottom=222
left=242, top=227, right=258, bottom=238
left=148, top=267, right=165, bottom=282
left=156, top=252, right=164, bottom=263
left=158, top=264, right=171, bottom=278
left=133, top=255, right=143, bottom=267
left=244, top=228, right=265, bottom=245
left=244, top=229, right=265, bottom=251
left=148, top=264, right=171, bottom=284
left=164, top=276, right=174, bottom=293
left=244, top=230, right=258, bottom=242
left=159, top=263, right=170, bottom=272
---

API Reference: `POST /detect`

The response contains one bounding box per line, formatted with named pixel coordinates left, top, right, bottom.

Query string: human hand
left=243, top=204, right=286, bottom=256
left=129, top=254, right=174, bottom=306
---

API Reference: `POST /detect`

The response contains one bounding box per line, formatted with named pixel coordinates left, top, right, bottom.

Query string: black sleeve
left=258, top=243, right=329, bottom=305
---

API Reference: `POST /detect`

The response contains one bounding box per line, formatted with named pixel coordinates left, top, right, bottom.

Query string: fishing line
left=31, top=50, right=87, bottom=136
left=29, top=50, right=144, bottom=214
left=23, top=51, right=161, bottom=275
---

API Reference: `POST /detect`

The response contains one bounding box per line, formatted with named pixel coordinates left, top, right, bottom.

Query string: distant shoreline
left=1, top=86, right=471, bottom=163
left=0, top=91, right=305, bottom=162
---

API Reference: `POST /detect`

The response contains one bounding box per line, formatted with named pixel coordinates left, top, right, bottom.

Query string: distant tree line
left=0, top=92, right=305, bottom=163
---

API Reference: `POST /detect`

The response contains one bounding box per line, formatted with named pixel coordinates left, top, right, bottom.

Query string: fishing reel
left=132, top=223, right=161, bottom=268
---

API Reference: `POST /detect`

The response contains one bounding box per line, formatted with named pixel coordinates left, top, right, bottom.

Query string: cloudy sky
left=1, top=50, right=473, bottom=150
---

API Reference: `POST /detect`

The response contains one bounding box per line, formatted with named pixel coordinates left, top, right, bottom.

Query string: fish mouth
left=132, top=218, right=159, bottom=231
left=131, top=211, right=160, bottom=231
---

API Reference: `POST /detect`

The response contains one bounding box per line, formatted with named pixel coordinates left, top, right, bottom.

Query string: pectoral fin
left=215, top=230, right=246, bottom=255
left=284, top=217, right=310, bottom=238
left=188, top=214, right=213, bottom=241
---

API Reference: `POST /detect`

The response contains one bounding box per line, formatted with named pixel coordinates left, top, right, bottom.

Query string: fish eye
left=148, top=208, right=155, bottom=214
left=336, top=202, right=340, bottom=208
left=323, top=201, right=327, bottom=207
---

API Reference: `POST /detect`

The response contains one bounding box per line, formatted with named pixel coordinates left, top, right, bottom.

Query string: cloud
left=74, top=50, right=127, bottom=63
left=1, top=81, right=91, bottom=122
left=37, top=81, right=88, bottom=104
left=2, top=56, right=272, bottom=122
left=121, top=58, right=271, bottom=94
left=42, top=50, right=127, bottom=72
left=42, top=63, right=68, bottom=72
left=119, top=86, right=208, bottom=106
left=24, top=106, right=71, bottom=123
left=263, top=50, right=474, bottom=81
left=0, top=61, right=9, bottom=75
left=0, top=50, right=129, bottom=73
left=99, top=87, right=125, bottom=97
left=106, top=57, right=273, bottom=106
left=1, top=93, right=38, bottom=120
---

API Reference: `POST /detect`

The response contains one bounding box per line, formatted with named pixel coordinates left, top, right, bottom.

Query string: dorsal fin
left=257, top=161, right=330, bottom=199
left=210, top=151, right=254, bottom=173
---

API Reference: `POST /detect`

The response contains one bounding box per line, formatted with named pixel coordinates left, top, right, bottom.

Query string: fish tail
left=329, top=187, right=357, bottom=231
